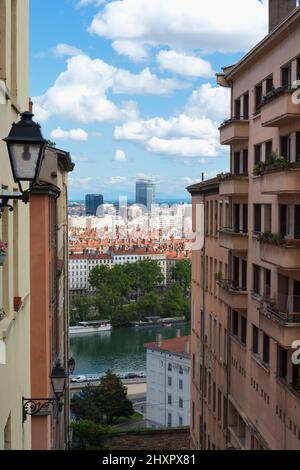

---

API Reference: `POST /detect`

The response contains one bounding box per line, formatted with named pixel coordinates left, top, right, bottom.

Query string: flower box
left=0, top=253, right=6, bottom=266
left=0, top=241, right=7, bottom=266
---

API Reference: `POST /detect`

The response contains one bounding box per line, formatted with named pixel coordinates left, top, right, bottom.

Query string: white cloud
left=114, top=83, right=230, bottom=158
left=71, top=155, right=90, bottom=163
left=185, top=83, right=230, bottom=122
left=89, top=0, right=267, bottom=58
left=113, top=149, right=127, bottom=161
left=33, top=55, right=186, bottom=123
left=157, top=50, right=214, bottom=78
left=107, top=176, right=127, bottom=185
left=69, top=176, right=95, bottom=190
left=52, top=43, right=83, bottom=57
left=113, top=40, right=148, bottom=62
left=50, top=127, right=89, bottom=141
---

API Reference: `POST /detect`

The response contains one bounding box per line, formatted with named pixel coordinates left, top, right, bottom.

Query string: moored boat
left=70, top=320, right=112, bottom=335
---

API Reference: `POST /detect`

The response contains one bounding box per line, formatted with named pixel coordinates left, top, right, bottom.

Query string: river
left=70, top=323, right=190, bottom=376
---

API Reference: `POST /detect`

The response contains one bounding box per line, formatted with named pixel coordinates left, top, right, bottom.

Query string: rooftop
left=144, top=335, right=191, bottom=357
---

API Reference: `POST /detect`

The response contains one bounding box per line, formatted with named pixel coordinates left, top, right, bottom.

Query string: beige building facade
left=189, top=0, right=300, bottom=450
left=0, top=0, right=30, bottom=450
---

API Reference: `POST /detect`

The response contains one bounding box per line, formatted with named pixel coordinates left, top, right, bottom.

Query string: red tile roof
left=69, top=254, right=112, bottom=260
left=144, top=335, right=191, bottom=356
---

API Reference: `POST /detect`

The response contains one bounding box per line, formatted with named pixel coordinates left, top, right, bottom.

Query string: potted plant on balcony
left=0, top=241, right=7, bottom=266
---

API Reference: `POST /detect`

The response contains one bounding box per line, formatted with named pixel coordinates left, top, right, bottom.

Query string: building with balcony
left=188, top=0, right=300, bottom=450
left=0, top=0, right=31, bottom=450
left=30, top=145, right=74, bottom=449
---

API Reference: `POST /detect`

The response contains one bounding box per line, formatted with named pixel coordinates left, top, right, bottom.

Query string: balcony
left=260, top=166, right=300, bottom=195
left=219, top=228, right=248, bottom=252
left=219, top=118, right=249, bottom=145
left=218, top=280, right=248, bottom=310
left=259, top=237, right=300, bottom=270
left=260, top=88, right=300, bottom=127
left=259, top=295, right=300, bottom=325
left=218, top=174, right=249, bottom=196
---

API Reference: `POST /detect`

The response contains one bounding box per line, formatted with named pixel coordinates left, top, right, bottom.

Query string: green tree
left=136, top=259, right=164, bottom=295
left=71, top=295, right=91, bottom=323
left=71, top=385, right=104, bottom=423
left=95, top=370, right=133, bottom=425
left=136, top=291, right=163, bottom=319
left=171, top=259, right=191, bottom=297
left=88, top=264, right=111, bottom=290
left=163, top=282, right=190, bottom=318
left=71, top=420, right=112, bottom=450
left=46, top=139, right=56, bottom=148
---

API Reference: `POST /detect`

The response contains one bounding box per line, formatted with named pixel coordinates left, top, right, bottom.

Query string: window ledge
left=231, top=334, right=247, bottom=350
left=251, top=353, right=270, bottom=374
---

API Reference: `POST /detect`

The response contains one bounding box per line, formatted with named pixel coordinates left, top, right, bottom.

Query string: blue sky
left=30, top=0, right=268, bottom=200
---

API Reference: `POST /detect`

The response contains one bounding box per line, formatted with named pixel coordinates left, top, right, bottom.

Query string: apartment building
left=188, top=0, right=300, bottom=450
left=69, top=249, right=167, bottom=295
left=145, top=334, right=191, bottom=428
left=30, top=146, right=74, bottom=449
left=0, top=0, right=30, bottom=450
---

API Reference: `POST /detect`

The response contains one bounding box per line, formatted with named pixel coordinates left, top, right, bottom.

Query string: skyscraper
left=85, top=194, right=104, bottom=216
left=136, top=179, right=156, bottom=212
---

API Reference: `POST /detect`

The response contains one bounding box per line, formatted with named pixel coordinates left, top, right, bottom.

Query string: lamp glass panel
left=9, top=143, right=41, bottom=180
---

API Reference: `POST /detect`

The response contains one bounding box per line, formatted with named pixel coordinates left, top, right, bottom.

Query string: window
left=168, top=363, right=172, bottom=371
left=179, top=416, right=183, bottom=426
left=263, top=333, right=270, bottom=365
left=243, top=93, right=249, bottom=119
left=277, top=345, right=288, bottom=379
left=280, top=135, right=291, bottom=161
left=179, top=366, right=183, bottom=375
left=168, top=413, right=172, bottom=427
left=255, top=83, right=263, bottom=112
left=242, top=149, right=248, bottom=174
left=254, top=144, right=262, bottom=165
left=234, top=151, right=240, bottom=174
left=265, top=140, right=273, bottom=160
left=168, top=394, right=172, bottom=405
left=282, top=64, right=291, bottom=88
left=266, top=76, right=274, bottom=94
left=252, top=325, right=259, bottom=354
left=168, top=376, right=172, bottom=387
left=253, top=264, right=260, bottom=295
left=179, top=398, right=183, bottom=409
left=234, top=98, right=241, bottom=119
left=241, top=316, right=247, bottom=345
left=254, top=205, right=262, bottom=234
left=179, top=379, right=183, bottom=390
left=232, top=311, right=239, bottom=336
left=213, top=382, right=216, bottom=413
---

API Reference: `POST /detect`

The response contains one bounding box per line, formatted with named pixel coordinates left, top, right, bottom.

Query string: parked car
left=125, top=373, right=140, bottom=379
left=71, top=375, right=86, bottom=383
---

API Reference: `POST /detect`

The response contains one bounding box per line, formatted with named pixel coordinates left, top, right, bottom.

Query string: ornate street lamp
left=1, top=111, right=47, bottom=216
left=22, top=362, right=68, bottom=422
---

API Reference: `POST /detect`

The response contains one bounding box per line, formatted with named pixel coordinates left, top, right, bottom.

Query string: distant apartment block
left=136, top=179, right=156, bottom=212
left=145, top=334, right=190, bottom=428
left=69, top=249, right=167, bottom=294
left=85, top=194, right=103, bottom=216
left=188, top=0, right=300, bottom=450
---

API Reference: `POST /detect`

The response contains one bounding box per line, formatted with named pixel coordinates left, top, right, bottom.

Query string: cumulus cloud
left=89, top=0, right=267, bottom=59
left=114, top=82, right=230, bottom=158
left=113, top=40, right=148, bottom=62
left=52, top=43, right=83, bottom=57
left=33, top=54, right=186, bottom=123
left=157, top=50, right=214, bottom=78
left=113, top=149, right=127, bottom=161
left=50, top=127, right=89, bottom=141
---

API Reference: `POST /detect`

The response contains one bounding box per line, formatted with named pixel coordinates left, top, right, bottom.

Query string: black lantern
left=3, top=111, right=46, bottom=190
left=50, top=362, right=68, bottom=400
left=68, top=357, right=76, bottom=374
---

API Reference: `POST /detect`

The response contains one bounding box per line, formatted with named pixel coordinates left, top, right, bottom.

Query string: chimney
left=156, top=333, right=162, bottom=347
left=185, top=339, right=190, bottom=355
left=176, top=329, right=181, bottom=338
left=29, top=98, right=33, bottom=113
left=269, top=0, right=297, bottom=32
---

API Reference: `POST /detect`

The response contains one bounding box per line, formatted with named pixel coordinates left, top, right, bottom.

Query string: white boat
left=69, top=320, right=112, bottom=335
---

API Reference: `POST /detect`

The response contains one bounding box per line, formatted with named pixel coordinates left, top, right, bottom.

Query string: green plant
left=258, top=231, right=284, bottom=245
left=214, top=272, right=223, bottom=281
left=217, top=172, right=231, bottom=181
left=253, top=161, right=266, bottom=176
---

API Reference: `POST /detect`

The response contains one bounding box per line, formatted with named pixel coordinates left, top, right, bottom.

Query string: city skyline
left=30, top=0, right=269, bottom=199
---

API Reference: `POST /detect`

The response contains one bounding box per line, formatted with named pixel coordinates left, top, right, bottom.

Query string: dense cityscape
left=1, top=0, right=300, bottom=457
